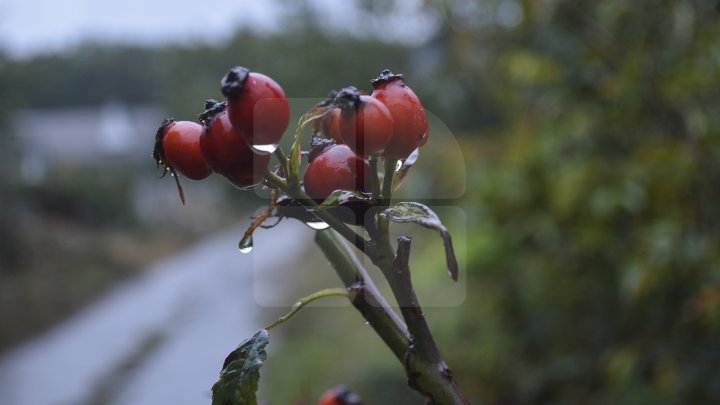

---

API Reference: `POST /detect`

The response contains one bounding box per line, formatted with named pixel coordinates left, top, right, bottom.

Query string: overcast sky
left=0, top=0, right=436, bottom=59
left=0, top=0, right=283, bottom=58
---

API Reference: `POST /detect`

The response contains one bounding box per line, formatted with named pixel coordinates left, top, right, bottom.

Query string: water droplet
left=238, top=235, right=254, bottom=253
left=305, top=221, right=329, bottom=230
left=404, top=147, right=420, bottom=166
left=291, top=301, right=302, bottom=310
left=395, top=160, right=403, bottom=172
left=364, top=321, right=370, bottom=325
left=252, top=143, right=279, bottom=155
left=393, top=148, right=420, bottom=190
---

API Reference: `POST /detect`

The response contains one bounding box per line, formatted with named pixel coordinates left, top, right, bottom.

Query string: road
left=0, top=220, right=312, bottom=405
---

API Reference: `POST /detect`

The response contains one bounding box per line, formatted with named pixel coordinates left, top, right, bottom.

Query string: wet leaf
left=312, top=190, right=376, bottom=211
left=211, top=330, right=270, bottom=405
left=288, top=106, right=332, bottom=189
left=392, top=148, right=420, bottom=191
left=380, top=202, right=459, bottom=281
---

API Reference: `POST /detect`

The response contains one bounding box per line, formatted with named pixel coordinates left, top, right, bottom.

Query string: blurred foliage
left=261, top=0, right=720, bottom=404
left=446, top=0, right=720, bottom=403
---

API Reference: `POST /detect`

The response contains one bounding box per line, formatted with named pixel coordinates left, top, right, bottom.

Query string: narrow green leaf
left=288, top=106, right=332, bottom=189
left=312, top=190, right=376, bottom=211
left=380, top=202, right=459, bottom=281
left=211, top=330, right=270, bottom=405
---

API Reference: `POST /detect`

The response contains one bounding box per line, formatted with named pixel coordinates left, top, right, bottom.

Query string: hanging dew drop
left=238, top=235, right=254, bottom=253
left=393, top=148, right=421, bottom=191
left=305, top=221, right=330, bottom=230
left=404, top=147, right=420, bottom=166
left=251, top=143, right=279, bottom=155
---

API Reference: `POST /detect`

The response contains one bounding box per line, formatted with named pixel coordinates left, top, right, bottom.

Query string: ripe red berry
left=322, top=107, right=343, bottom=144
left=318, top=386, right=362, bottom=405
left=153, top=119, right=212, bottom=181
left=371, top=69, right=428, bottom=160
left=303, top=144, right=370, bottom=201
left=199, top=100, right=270, bottom=189
left=221, top=66, right=290, bottom=154
left=334, top=87, right=393, bottom=157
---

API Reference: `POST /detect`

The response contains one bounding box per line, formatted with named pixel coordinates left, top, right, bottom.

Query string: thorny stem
left=264, top=288, right=351, bottom=331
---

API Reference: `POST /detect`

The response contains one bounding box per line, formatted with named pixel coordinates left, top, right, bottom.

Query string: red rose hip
left=371, top=69, right=429, bottom=160
left=153, top=119, right=212, bottom=181
left=221, top=66, right=290, bottom=154
left=303, top=144, right=370, bottom=201
left=199, top=100, right=270, bottom=189
left=334, top=87, right=393, bottom=157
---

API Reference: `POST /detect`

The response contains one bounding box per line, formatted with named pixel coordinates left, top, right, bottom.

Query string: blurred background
left=1, top=0, right=720, bottom=403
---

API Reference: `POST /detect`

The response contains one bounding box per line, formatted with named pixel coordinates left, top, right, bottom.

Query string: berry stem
left=382, top=158, right=397, bottom=203
left=273, top=147, right=289, bottom=174
left=265, top=169, right=370, bottom=253
left=369, top=156, right=381, bottom=199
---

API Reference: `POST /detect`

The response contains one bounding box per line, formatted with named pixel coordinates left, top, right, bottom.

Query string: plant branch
left=315, top=229, right=409, bottom=362
left=388, top=237, right=441, bottom=361
left=265, top=288, right=351, bottom=331
left=317, top=230, right=469, bottom=404
left=376, top=236, right=469, bottom=404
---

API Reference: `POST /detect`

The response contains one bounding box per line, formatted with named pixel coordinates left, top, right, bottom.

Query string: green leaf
left=288, top=106, right=332, bottom=190
left=211, top=330, right=270, bottom=405
left=380, top=202, right=459, bottom=281
left=312, top=190, right=376, bottom=211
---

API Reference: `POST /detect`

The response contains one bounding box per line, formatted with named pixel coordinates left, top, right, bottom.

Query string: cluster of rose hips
left=153, top=66, right=428, bottom=204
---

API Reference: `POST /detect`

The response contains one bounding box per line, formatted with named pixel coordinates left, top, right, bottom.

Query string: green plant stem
left=315, top=229, right=409, bottom=362
left=266, top=170, right=369, bottom=252
left=273, top=147, right=289, bottom=173
left=369, top=156, right=381, bottom=199
left=382, top=158, right=397, bottom=203
left=264, top=288, right=351, bottom=331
